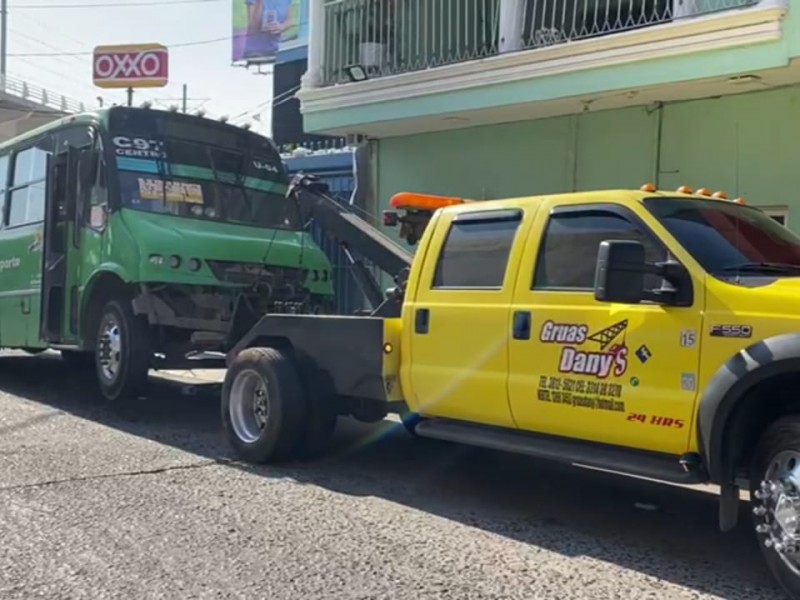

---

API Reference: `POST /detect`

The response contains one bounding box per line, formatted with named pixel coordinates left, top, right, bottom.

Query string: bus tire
left=750, top=415, right=800, bottom=600
left=222, top=347, right=306, bottom=464
left=95, top=299, right=151, bottom=402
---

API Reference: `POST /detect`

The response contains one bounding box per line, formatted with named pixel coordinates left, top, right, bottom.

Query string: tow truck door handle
left=415, top=308, right=429, bottom=334
left=513, top=310, right=531, bottom=340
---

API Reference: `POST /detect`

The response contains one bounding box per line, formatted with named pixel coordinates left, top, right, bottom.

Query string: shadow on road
left=0, top=353, right=780, bottom=598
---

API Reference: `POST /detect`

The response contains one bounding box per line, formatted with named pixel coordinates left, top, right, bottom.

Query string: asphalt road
left=0, top=352, right=783, bottom=599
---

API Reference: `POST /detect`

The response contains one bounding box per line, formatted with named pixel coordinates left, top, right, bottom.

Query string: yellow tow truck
left=222, top=176, right=800, bottom=599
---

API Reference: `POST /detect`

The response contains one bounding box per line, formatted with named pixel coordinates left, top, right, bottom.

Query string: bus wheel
left=751, top=416, right=800, bottom=599
left=95, top=299, right=151, bottom=402
left=222, top=347, right=306, bottom=464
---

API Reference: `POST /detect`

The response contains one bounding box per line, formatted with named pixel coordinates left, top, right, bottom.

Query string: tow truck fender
left=698, top=333, right=800, bottom=483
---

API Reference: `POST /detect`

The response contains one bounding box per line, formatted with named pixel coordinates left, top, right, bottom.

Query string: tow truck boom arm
left=290, top=173, right=413, bottom=315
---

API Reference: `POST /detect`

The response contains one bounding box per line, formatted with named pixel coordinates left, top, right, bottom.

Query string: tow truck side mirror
left=594, top=240, right=646, bottom=304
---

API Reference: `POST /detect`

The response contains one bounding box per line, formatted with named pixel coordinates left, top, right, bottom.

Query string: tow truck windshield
left=108, top=107, right=299, bottom=230
left=643, top=197, right=800, bottom=278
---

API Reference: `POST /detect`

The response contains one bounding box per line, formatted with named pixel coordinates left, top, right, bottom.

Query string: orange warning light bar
left=640, top=183, right=657, bottom=192
left=696, top=187, right=712, bottom=196
left=712, top=191, right=728, bottom=199
left=732, top=197, right=747, bottom=205
left=677, top=185, right=694, bottom=194
left=390, top=192, right=466, bottom=211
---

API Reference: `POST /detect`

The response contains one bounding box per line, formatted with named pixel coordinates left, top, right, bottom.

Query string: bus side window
left=8, top=136, right=53, bottom=228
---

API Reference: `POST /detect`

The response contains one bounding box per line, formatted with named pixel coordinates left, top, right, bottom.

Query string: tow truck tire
left=95, top=299, right=151, bottom=402
left=295, top=360, right=338, bottom=460
left=222, top=347, right=306, bottom=464
left=750, top=415, right=800, bottom=600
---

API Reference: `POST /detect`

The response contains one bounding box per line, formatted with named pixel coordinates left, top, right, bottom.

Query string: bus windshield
left=107, top=108, right=299, bottom=230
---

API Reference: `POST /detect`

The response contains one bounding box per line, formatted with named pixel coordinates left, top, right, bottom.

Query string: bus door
left=40, top=146, right=79, bottom=343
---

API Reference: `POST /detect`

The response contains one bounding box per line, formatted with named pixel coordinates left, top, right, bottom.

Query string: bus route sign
left=93, top=43, right=169, bottom=89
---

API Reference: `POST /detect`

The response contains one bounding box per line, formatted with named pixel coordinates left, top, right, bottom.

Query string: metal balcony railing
left=320, top=0, right=760, bottom=86
left=0, top=74, right=88, bottom=114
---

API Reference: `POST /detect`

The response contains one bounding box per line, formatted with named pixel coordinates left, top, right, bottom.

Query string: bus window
left=8, top=137, right=52, bottom=227
left=56, top=127, right=92, bottom=153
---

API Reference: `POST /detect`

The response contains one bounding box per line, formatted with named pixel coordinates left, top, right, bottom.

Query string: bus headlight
left=168, top=255, right=182, bottom=269
left=149, top=254, right=164, bottom=266
left=188, top=258, right=202, bottom=272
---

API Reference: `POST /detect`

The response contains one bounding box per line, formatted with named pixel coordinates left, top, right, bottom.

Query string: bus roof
left=0, top=106, right=272, bottom=154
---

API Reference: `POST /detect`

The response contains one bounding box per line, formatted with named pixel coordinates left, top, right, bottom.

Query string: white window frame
left=756, top=205, right=788, bottom=226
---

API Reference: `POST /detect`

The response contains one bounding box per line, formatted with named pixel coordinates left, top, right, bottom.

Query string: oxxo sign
left=93, top=43, right=169, bottom=89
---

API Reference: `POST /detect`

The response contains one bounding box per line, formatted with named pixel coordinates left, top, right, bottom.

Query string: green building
left=298, top=0, right=798, bottom=228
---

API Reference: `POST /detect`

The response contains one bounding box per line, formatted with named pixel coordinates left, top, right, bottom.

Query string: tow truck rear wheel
left=294, top=359, right=337, bottom=460
left=750, top=415, right=800, bottom=599
left=222, top=347, right=306, bottom=464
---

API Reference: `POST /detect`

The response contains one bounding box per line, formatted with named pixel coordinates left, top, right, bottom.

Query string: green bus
left=0, top=105, right=333, bottom=401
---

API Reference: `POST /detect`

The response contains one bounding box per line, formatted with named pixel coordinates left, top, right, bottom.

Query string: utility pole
left=181, top=83, right=187, bottom=113
left=1, top=0, right=8, bottom=82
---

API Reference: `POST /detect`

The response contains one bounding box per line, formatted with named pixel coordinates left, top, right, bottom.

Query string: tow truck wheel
left=750, top=415, right=800, bottom=599
left=94, top=299, right=151, bottom=402
left=222, top=347, right=306, bottom=464
left=295, top=360, right=337, bottom=460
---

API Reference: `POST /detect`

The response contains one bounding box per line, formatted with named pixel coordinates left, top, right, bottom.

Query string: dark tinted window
left=433, top=215, right=521, bottom=288
left=644, top=198, right=800, bottom=275
left=534, top=210, right=667, bottom=290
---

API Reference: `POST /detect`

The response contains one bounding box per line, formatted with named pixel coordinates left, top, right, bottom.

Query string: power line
left=14, top=0, right=220, bottom=8
left=8, top=35, right=235, bottom=57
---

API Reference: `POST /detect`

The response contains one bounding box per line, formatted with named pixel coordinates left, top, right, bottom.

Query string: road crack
left=0, top=458, right=234, bottom=492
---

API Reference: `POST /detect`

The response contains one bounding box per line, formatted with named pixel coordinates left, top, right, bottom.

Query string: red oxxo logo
left=93, top=44, right=169, bottom=89
left=539, top=319, right=629, bottom=379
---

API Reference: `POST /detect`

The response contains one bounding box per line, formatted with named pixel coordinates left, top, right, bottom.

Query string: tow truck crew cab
left=223, top=180, right=800, bottom=599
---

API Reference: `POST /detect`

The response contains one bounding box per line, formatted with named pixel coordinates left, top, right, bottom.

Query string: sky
left=6, top=0, right=274, bottom=135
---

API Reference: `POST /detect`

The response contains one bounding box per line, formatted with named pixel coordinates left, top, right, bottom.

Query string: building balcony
left=299, top=0, right=793, bottom=137
left=319, top=0, right=757, bottom=86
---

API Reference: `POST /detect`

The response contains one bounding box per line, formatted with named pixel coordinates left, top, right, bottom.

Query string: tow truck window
left=433, top=216, right=521, bottom=289
left=644, top=197, right=800, bottom=276
left=533, top=209, right=667, bottom=290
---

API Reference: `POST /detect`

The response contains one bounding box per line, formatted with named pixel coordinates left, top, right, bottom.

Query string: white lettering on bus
left=0, top=257, right=21, bottom=272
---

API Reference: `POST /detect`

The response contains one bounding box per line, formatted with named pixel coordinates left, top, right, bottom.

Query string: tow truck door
left=507, top=201, right=703, bottom=455
left=406, top=205, right=532, bottom=427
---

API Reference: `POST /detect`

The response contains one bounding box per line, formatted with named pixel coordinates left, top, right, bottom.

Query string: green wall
left=377, top=84, right=800, bottom=230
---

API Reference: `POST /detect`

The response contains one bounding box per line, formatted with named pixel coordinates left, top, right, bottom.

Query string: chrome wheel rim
left=754, top=450, right=800, bottom=574
left=229, top=369, right=269, bottom=444
left=98, top=316, right=122, bottom=383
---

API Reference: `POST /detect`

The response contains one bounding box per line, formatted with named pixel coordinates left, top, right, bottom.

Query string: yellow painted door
left=507, top=201, right=704, bottom=455
left=407, top=204, right=535, bottom=428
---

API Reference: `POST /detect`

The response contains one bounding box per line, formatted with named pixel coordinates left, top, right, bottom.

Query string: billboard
left=232, top=0, right=305, bottom=64
left=93, top=44, right=169, bottom=89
